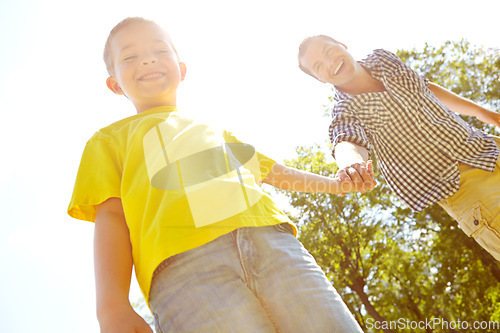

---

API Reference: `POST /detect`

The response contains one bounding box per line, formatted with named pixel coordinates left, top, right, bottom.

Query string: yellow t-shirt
left=68, top=106, right=295, bottom=301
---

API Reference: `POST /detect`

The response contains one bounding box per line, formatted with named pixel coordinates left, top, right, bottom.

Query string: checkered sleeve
left=329, top=100, right=372, bottom=159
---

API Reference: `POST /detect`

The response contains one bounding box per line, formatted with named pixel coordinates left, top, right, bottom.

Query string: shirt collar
left=332, top=50, right=384, bottom=101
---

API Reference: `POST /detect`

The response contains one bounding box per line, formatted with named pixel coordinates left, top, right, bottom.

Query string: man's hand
left=98, top=304, right=153, bottom=333
left=476, top=110, right=500, bottom=128
left=335, top=160, right=376, bottom=196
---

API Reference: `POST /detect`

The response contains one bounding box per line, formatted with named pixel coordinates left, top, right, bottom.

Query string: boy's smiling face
left=106, top=21, right=186, bottom=112
left=299, top=37, right=356, bottom=86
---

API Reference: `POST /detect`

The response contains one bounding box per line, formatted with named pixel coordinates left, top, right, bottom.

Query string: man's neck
left=336, top=67, right=385, bottom=96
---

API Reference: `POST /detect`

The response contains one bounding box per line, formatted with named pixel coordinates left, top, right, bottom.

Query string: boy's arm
left=262, top=161, right=374, bottom=194
left=429, top=83, right=500, bottom=127
left=94, top=197, right=153, bottom=333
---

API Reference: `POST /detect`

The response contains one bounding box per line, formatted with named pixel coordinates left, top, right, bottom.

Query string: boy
left=298, top=35, right=500, bottom=260
left=68, top=18, right=366, bottom=332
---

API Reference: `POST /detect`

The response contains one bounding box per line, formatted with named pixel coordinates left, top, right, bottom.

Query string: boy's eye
left=124, top=55, right=137, bottom=61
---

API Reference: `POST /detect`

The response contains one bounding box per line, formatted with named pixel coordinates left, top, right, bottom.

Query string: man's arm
left=94, top=197, right=153, bottom=333
left=262, top=161, right=374, bottom=194
left=333, top=141, right=376, bottom=194
left=429, top=82, right=500, bottom=127
left=334, top=141, right=370, bottom=169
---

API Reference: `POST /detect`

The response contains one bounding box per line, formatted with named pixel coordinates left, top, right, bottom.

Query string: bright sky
left=1, top=0, right=498, bottom=331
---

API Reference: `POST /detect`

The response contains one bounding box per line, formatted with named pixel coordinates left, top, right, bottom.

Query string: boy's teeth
left=334, top=60, right=344, bottom=76
left=142, top=73, right=163, bottom=79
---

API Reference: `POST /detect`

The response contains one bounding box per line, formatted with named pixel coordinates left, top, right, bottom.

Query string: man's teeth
left=334, top=60, right=344, bottom=76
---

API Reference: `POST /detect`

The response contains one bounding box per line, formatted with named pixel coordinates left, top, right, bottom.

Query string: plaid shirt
left=329, top=49, right=499, bottom=211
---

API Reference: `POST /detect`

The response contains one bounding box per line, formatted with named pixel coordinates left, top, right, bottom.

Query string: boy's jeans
left=149, top=224, right=363, bottom=332
left=438, top=136, right=500, bottom=261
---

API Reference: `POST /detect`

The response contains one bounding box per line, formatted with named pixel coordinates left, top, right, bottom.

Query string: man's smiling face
left=299, top=37, right=356, bottom=86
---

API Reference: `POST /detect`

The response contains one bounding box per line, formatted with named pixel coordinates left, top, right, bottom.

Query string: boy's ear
left=106, top=77, right=125, bottom=95
left=179, top=62, right=187, bottom=81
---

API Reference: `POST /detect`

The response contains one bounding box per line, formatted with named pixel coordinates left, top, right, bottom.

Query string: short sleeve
left=67, top=135, right=123, bottom=222
left=329, top=101, right=372, bottom=159
left=222, top=131, right=276, bottom=181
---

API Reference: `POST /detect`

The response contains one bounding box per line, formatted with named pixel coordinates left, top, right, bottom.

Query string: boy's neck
left=135, top=101, right=177, bottom=114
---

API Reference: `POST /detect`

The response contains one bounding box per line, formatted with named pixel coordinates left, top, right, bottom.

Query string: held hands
left=334, top=160, right=377, bottom=196
left=98, top=304, right=153, bottom=333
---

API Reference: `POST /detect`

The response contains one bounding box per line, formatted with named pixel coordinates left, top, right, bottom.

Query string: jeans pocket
left=154, top=313, right=164, bottom=333
left=457, top=204, right=500, bottom=260
left=456, top=204, right=484, bottom=237
left=273, top=222, right=295, bottom=235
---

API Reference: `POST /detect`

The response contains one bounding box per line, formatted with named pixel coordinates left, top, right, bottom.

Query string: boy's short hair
left=298, top=35, right=340, bottom=78
left=103, top=17, right=180, bottom=76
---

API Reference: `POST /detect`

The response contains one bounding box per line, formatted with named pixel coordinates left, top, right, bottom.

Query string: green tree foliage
left=282, top=40, right=500, bottom=332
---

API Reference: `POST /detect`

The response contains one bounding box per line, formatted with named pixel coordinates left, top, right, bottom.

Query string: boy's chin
left=142, top=85, right=178, bottom=96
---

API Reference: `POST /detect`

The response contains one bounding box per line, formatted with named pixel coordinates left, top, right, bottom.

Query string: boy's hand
left=335, top=160, right=376, bottom=196
left=98, top=304, right=153, bottom=333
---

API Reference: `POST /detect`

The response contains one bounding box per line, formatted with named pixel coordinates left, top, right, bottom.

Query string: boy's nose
left=142, top=57, right=158, bottom=65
